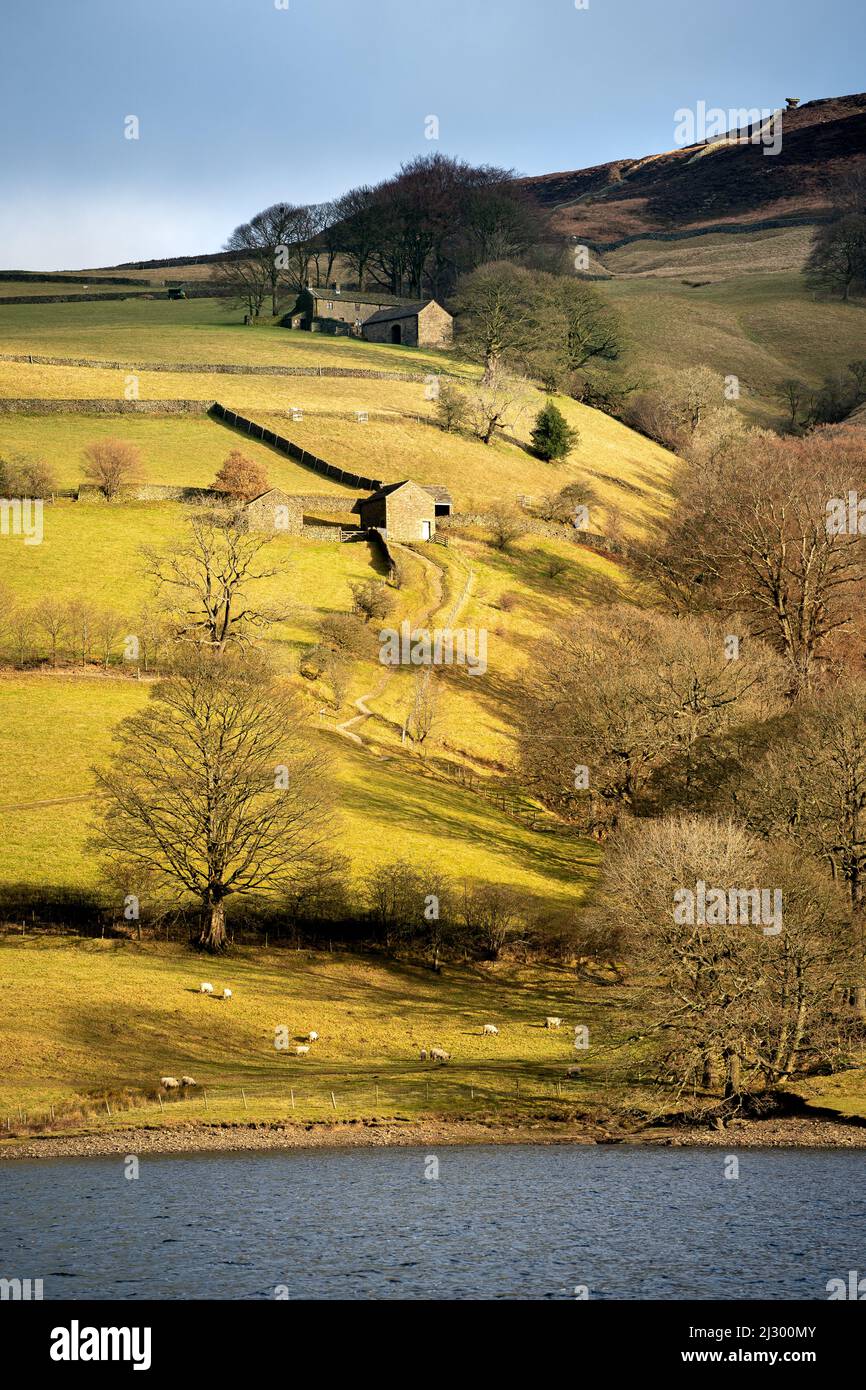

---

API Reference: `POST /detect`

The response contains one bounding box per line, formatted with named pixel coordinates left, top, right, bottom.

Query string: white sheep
left=159, top=1076, right=180, bottom=1089
left=200, top=982, right=213, bottom=994
left=180, top=1076, right=198, bottom=1087
left=545, top=1016, right=564, bottom=1029
left=419, top=1047, right=428, bottom=1060
left=295, top=1044, right=310, bottom=1056
left=430, top=1048, right=450, bottom=1064
left=482, top=1023, right=499, bottom=1036
left=222, top=988, right=232, bottom=1000
left=565, top=1065, right=581, bottom=1079
left=307, top=1031, right=319, bottom=1042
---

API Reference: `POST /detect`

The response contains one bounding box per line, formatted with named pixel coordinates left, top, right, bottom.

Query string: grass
left=0, top=506, right=391, bottom=669
left=0, top=296, right=471, bottom=375
left=0, top=936, right=645, bottom=1133
left=0, top=414, right=357, bottom=494
left=605, top=269, right=866, bottom=426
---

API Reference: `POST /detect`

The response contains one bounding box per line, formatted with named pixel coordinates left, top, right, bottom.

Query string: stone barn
left=243, top=487, right=301, bottom=534
left=362, top=299, right=453, bottom=349
left=286, top=285, right=421, bottom=334
left=356, top=480, right=438, bottom=542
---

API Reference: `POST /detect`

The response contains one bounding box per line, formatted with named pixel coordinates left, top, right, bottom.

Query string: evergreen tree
left=530, top=402, right=579, bottom=461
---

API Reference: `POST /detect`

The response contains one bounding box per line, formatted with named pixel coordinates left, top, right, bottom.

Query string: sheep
left=180, top=1076, right=198, bottom=1087
left=159, top=1076, right=180, bottom=1089
left=545, top=1016, right=564, bottom=1029
left=295, top=1044, right=310, bottom=1056
left=307, top=1031, right=319, bottom=1042
left=565, top=1065, right=581, bottom=1079
left=430, top=1048, right=450, bottom=1064
left=419, top=1047, right=428, bottom=1061
left=482, top=1023, right=499, bottom=1036
left=222, top=988, right=232, bottom=1000
left=200, top=982, right=214, bottom=994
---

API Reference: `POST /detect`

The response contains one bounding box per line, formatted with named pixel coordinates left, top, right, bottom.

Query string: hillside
left=0, top=292, right=661, bottom=914
left=523, top=93, right=866, bottom=243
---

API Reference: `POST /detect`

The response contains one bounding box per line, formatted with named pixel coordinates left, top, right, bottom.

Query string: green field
left=0, top=296, right=470, bottom=375
left=0, top=937, right=641, bottom=1133
left=0, top=284, right=681, bottom=1144
left=0, top=414, right=357, bottom=494
left=605, top=267, right=866, bottom=425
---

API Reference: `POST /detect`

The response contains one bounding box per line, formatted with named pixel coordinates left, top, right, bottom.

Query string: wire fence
left=3, top=1068, right=583, bottom=1138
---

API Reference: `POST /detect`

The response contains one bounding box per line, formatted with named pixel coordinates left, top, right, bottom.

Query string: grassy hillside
left=605, top=270, right=866, bottom=425
left=0, top=296, right=470, bottom=375
left=0, top=415, right=356, bottom=494
left=0, top=937, right=644, bottom=1134
left=0, top=288, right=683, bottom=1143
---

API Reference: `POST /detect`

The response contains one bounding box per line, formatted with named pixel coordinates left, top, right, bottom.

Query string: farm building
left=362, top=300, right=453, bottom=348
left=356, top=480, right=438, bottom=542
left=285, top=284, right=452, bottom=347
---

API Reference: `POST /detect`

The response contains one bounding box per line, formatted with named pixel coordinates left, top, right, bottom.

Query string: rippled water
left=1, top=1144, right=862, bottom=1299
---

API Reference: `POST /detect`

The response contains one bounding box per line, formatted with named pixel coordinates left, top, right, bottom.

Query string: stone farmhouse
left=244, top=479, right=452, bottom=543
left=285, top=284, right=453, bottom=348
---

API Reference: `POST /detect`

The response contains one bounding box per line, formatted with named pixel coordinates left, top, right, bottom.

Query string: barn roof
left=305, top=286, right=412, bottom=308
left=363, top=300, right=436, bottom=325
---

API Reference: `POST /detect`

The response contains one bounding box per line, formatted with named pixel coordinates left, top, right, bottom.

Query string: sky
left=1, top=0, right=864, bottom=270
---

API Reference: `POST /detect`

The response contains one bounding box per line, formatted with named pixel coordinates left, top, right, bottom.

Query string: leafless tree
left=91, top=651, right=334, bottom=951
left=82, top=438, right=144, bottom=501
left=143, top=513, right=282, bottom=650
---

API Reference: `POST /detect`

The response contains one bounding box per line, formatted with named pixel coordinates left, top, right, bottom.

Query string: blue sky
left=1, top=0, right=864, bottom=269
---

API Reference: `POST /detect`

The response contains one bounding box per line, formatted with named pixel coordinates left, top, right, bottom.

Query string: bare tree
left=34, top=596, right=68, bottom=668
left=465, top=369, right=530, bottom=445
left=516, top=607, right=786, bottom=836
left=82, top=439, right=144, bottom=501
left=806, top=214, right=866, bottom=301
left=593, top=815, right=852, bottom=1097
left=143, top=513, right=282, bottom=650
left=640, top=428, right=866, bottom=690
left=91, top=651, right=334, bottom=951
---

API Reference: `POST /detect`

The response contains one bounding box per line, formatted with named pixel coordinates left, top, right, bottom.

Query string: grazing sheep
left=200, top=982, right=213, bottom=994
left=565, top=1065, right=581, bottom=1079
left=180, top=1076, right=198, bottom=1087
left=419, top=1048, right=428, bottom=1061
left=482, top=1023, right=499, bottom=1036
left=295, top=1044, right=310, bottom=1056
left=307, top=1031, right=319, bottom=1042
left=159, top=1076, right=180, bottom=1089
left=545, top=1016, right=564, bottom=1029
left=222, top=988, right=232, bottom=1000
left=430, top=1048, right=450, bottom=1064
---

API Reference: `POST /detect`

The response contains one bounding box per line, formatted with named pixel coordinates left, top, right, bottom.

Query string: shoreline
left=3, top=1112, right=866, bottom=1160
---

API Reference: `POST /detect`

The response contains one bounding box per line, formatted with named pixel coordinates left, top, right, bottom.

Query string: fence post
left=242, top=1089, right=248, bottom=1110
left=330, top=1091, right=337, bottom=1111
left=290, top=1089, right=295, bottom=1110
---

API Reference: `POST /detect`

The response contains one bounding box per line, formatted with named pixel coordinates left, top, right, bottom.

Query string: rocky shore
left=2, top=1111, right=865, bottom=1160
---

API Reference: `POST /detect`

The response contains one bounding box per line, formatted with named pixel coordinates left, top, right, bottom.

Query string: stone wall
left=211, top=403, right=385, bottom=491
left=439, top=512, right=627, bottom=558
left=0, top=351, right=436, bottom=382
left=76, top=483, right=222, bottom=503
left=301, top=523, right=344, bottom=543
left=0, top=398, right=211, bottom=415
